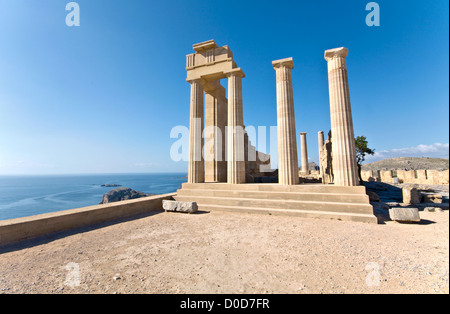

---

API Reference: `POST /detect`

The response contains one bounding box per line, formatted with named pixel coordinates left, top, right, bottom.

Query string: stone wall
left=361, top=169, right=449, bottom=185
left=244, top=133, right=271, bottom=180
left=0, top=193, right=176, bottom=246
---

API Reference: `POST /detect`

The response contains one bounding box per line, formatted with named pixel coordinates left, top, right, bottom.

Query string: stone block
left=426, top=170, right=440, bottom=185
left=396, top=170, right=406, bottom=184
left=163, top=200, right=198, bottom=214
left=367, top=191, right=380, bottom=202
left=389, top=207, right=421, bottom=222
left=439, top=170, right=449, bottom=185
left=404, top=170, right=416, bottom=183
left=402, top=185, right=421, bottom=204
left=415, top=170, right=428, bottom=183
left=361, top=170, right=371, bottom=181
left=422, top=194, right=443, bottom=204
left=423, top=207, right=443, bottom=213
left=380, top=170, right=393, bottom=183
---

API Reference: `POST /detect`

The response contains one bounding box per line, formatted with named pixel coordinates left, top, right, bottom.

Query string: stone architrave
left=325, top=47, right=359, bottom=186
left=273, top=57, right=299, bottom=185
left=225, top=68, right=246, bottom=184
left=187, top=79, right=205, bottom=183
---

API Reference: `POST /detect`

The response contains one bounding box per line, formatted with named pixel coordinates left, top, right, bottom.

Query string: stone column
left=187, top=79, right=205, bottom=183
left=204, top=83, right=228, bottom=183
left=225, top=68, right=246, bottom=184
left=325, top=47, right=359, bottom=186
left=299, top=132, right=309, bottom=175
left=204, top=92, right=219, bottom=182
left=273, top=58, right=299, bottom=185
left=216, top=88, right=228, bottom=183
left=318, top=131, right=325, bottom=175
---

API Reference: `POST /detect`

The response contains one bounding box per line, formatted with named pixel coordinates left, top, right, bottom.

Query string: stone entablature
left=186, top=40, right=237, bottom=83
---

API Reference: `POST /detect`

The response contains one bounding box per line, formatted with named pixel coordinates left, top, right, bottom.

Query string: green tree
left=355, top=136, right=375, bottom=183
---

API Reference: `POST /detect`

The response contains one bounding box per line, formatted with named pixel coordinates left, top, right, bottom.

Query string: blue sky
left=0, top=0, right=448, bottom=175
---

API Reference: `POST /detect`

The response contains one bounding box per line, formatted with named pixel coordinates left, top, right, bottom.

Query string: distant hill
left=362, top=157, right=449, bottom=171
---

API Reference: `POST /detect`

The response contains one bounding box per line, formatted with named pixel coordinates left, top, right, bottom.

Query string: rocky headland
left=99, top=188, right=154, bottom=204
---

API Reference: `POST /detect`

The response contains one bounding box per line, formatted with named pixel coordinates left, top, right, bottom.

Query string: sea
left=0, top=173, right=187, bottom=221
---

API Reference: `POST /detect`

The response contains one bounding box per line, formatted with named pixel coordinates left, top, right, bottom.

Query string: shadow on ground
left=0, top=211, right=166, bottom=255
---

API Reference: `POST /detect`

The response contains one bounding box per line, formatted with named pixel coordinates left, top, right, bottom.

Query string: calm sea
left=0, top=173, right=187, bottom=221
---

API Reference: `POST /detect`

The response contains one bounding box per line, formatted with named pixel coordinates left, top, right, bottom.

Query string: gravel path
left=0, top=210, right=448, bottom=294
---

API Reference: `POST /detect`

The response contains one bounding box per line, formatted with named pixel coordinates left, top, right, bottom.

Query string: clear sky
left=0, top=0, right=448, bottom=175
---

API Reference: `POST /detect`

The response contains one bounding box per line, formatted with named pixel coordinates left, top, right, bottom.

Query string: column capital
left=224, top=68, right=245, bottom=78
left=272, top=57, right=294, bottom=70
left=324, top=47, right=348, bottom=61
left=318, top=131, right=324, bottom=134
left=186, top=78, right=205, bottom=85
left=299, top=132, right=307, bottom=136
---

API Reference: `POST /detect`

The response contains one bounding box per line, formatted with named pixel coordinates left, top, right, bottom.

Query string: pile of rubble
left=364, top=181, right=449, bottom=223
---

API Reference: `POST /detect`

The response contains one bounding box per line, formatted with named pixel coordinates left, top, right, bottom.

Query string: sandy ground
left=0, top=209, right=448, bottom=294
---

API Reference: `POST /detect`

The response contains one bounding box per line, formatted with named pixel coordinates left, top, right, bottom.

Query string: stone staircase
left=174, top=183, right=378, bottom=223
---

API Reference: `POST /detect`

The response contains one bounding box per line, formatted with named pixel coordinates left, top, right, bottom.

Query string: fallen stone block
left=421, top=194, right=443, bottom=204
left=402, top=185, right=421, bottom=205
left=423, top=207, right=444, bottom=213
left=389, top=207, right=421, bottom=223
left=163, top=200, right=198, bottom=214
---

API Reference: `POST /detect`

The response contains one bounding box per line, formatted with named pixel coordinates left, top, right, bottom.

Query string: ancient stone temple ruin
left=175, top=40, right=377, bottom=223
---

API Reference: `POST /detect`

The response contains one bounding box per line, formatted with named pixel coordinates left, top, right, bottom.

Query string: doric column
left=187, top=79, right=205, bottom=183
left=299, top=132, right=309, bottom=174
left=325, top=47, right=359, bottom=186
left=273, top=57, right=299, bottom=185
left=216, top=88, right=228, bottom=183
left=318, top=131, right=325, bottom=175
left=225, top=68, right=246, bottom=184
left=204, top=82, right=228, bottom=183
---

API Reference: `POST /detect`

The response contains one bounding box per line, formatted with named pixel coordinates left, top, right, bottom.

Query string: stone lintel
left=203, top=80, right=226, bottom=95
left=193, top=39, right=218, bottom=52
left=224, top=67, right=245, bottom=78
left=324, top=47, right=349, bottom=61
left=272, top=57, right=294, bottom=69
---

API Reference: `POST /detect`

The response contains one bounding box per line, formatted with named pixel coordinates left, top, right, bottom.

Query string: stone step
left=194, top=204, right=378, bottom=224
left=176, top=188, right=369, bottom=204
left=181, top=183, right=366, bottom=194
left=174, top=195, right=374, bottom=215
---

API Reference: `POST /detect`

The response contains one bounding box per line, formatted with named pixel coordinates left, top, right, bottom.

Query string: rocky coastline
left=99, top=188, right=154, bottom=204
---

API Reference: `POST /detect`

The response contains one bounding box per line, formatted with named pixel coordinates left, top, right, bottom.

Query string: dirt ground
left=0, top=209, right=448, bottom=294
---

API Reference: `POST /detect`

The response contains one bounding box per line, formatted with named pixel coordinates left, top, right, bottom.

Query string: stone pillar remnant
left=300, top=132, right=309, bottom=175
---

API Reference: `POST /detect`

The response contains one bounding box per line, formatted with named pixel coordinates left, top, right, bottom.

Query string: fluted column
left=325, top=47, right=359, bottom=186
left=216, top=88, right=228, bottom=183
left=318, top=131, right=325, bottom=175
left=187, top=79, right=205, bottom=183
left=299, top=132, right=309, bottom=174
left=273, top=58, right=299, bottom=185
left=225, top=68, right=246, bottom=184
